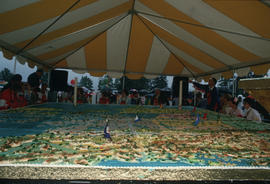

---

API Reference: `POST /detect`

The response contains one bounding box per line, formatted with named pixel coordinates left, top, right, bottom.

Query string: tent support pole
left=193, top=78, right=196, bottom=107
left=232, top=70, right=235, bottom=97
left=52, top=13, right=129, bottom=67
left=179, top=80, right=183, bottom=108
left=13, top=57, right=17, bottom=74
left=122, top=0, right=136, bottom=87
left=74, top=77, right=78, bottom=107
left=122, top=76, right=126, bottom=90
left=47, top=69, right=51, bottom=88
left=137, top=11, right=270, bottom=42
left=17, top=0, right=81, bottom=54
left=136, top=14, right=195, bottom=78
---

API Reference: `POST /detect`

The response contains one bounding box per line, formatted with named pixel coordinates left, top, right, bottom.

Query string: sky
left=0, top=52, right=174, bottom=91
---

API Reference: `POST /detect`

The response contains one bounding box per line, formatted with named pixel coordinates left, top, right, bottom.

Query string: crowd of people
left=97, top=88, right=170, bottom=106
left=0, top=69, right=47, bottom=110
left=190, top=77, right=263, bottom=122
left=0, top=71, right=266, bottom=123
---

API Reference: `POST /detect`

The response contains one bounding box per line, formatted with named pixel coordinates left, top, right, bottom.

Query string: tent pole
left=74, top=77, right=78, bottom=107
left=193, top=78, right=196, bottom=107
left=137, top=14, right=195, bottom=78
left=122, top=0, right=136, bottom=89
left=137, top=11, right=270, bottom=42
left=179, top=80, right=183, bottom=108
left=13, top=57, right=17, bottom=74
left=122, top=76, right=126, bottom=90
left=232, top=70, right=235, bottom=97
left=47, top=69, right=51, bottom=87
left=52, top=13, right=129, bottom=67
left=17, top=0, right=81, bottom=54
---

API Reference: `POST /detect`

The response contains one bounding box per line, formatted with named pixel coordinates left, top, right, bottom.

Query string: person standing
left=27, top=69, right=43, bottom=104
left=27, top=69, right=43, bottom=89
left=118, top=90, right=128, bottom=105
left=191, top=78, right=220, bottom=112
left=152, top=88, right=167, bottom=106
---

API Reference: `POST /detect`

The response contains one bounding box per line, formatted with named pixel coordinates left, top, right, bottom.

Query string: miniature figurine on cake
left=202, top=113, right=207, bottom=120
left=104, top=119, right=112, bottom=141
left=134, top=115, right=140, bottom=122
left=193, top=114, right=200, bottom=126
left=190, top=106, right=196, bottom=117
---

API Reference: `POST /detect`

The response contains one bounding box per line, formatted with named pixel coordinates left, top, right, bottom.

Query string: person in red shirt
left=40, top=83, right=48, bottom=103
left=0, top=74, right=27, bottom=110
left=152, top=89, right=166, bottom=106
left=99, top=92, right=109, bottom=104
left=118, top=90, right=128, bottom=105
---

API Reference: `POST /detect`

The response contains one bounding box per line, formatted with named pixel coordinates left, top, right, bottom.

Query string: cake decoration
left=193, top=114, right=200, bottom=126
left=0, top=104, right=269, bottom=168
left=104, top=119, right=112, bottom=141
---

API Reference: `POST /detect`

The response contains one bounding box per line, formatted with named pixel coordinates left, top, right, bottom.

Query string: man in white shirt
left=243, top=98, right=261, bottom=122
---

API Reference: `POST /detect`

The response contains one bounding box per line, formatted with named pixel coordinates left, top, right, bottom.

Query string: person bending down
left=191, top=78, right=220, bottom=112
left=243, top=98, right=261, bottom=123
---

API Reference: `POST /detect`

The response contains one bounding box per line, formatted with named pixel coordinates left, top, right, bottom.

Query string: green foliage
left=98, top=75, right=113, bottom=91
left=114, top=76, right=168, bottom=92
left=149, top=76, right=168, bottom=90
left=115, top=76, right=151, bottom=91
left=79, top=76, right=93, bottom=91
left=0, top=68, right=13, bottom=81
left=114, top=78, right=121, bottom=90
left=40, top=72, right=48, bottom=84
left=218, top=78, right=229, bottom=87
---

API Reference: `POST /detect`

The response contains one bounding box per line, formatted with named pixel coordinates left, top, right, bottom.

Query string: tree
left=40, top=72, right=48, bottom=84
left=79, top=76, right=93, bottom=91
left=0, top=68, right=13, bottom=81
left=114, top=78, right=121, bottom=91
left=218, top=77, right=231, bottom=88
left=98, top=75, right=113, bottom=91
left=115, top=76, right=151, bottom=91
left=150, top=76, right=168, bottom=90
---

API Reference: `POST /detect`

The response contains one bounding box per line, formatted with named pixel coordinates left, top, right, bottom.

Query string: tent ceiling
left=0, top=0, right=270, bottom=79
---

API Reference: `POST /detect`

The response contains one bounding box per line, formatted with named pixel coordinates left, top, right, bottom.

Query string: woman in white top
left=243, top=98, right=262, bottom=122
left=228, top=98, right=243, bottom=117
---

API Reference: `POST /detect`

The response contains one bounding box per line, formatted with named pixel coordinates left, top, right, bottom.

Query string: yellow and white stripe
left=0, top=0, right=269, bottom=79
left=106, top=15, right=131, bottom=78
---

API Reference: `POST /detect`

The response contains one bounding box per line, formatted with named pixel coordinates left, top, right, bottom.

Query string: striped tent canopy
left=0, top=0, right=270, bottom=80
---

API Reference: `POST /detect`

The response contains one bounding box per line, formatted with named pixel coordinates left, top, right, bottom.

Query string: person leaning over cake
left=243, top=97, right=261, bottom=123
left=27, top=68, right=43, bottom=104
left=190, top=78, right=220, bottom=112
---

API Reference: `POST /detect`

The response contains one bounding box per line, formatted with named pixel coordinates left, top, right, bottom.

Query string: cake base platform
left=0, top=165, right=269, bottom=181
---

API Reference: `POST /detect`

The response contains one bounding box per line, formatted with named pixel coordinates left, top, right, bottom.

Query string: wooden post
left=13, top=57, right=17, bottom=74
left=179, top=80, right=183, bottom=108
left=74, top=77, right=78, bottom=107
left=232, top=70, right=235, bottom=97
left=194, top=89, right=196, bottom=107
left=47, top=69, right=51, bottom=87
left=193, top=78, right=196, bottom=107
left=122, top=76, right=126, bottom=90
